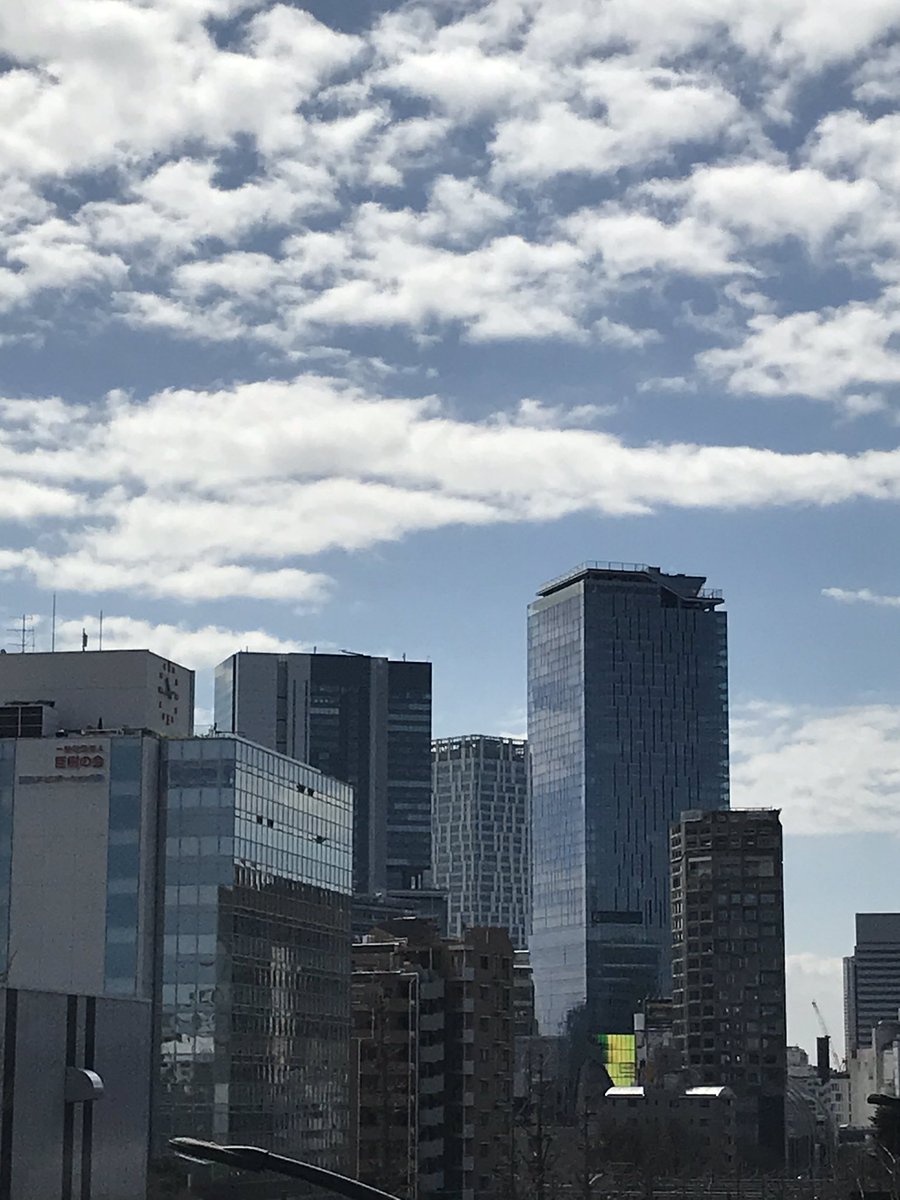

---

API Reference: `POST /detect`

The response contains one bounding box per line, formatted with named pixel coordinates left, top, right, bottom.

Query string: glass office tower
left=215, top=653, right=432, bottom=894
left=527, top=562, right=728, bottom=1037
left=432, top=735, right=530, bottom=948
left=156, top=736, right=353, bottom=1166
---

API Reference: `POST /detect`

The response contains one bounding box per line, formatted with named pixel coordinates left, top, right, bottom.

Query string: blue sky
left=3, top=0, right=900, bottom=1058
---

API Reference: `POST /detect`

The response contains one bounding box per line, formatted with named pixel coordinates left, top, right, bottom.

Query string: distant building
left=431, top=736, right=529, bottom=948
left=848, top=1017, right=900, bottom=1128
left=670, top=808, right=786, bottom=1169
left=513, top=950, right=537, bottom=1040
left=352, top=889, right=449, bottom=941
left=0, top=648, right=193, bottom=737
left=844, top=914, right=900, bottom=1056
left=156, top=736, right=353, bottom=1168
left=528, top=562, right=729, bottom=1036
left=634, top=998, right=682, bottom=1088
left=215, top=651, right=432, bottom=893
left=352, top=921, right=514, bottom=1200
left=601, top=1086, right=736, bottom=1176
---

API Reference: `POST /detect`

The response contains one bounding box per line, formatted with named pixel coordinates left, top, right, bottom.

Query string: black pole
left=169, top=1138, right=403, bottom=1200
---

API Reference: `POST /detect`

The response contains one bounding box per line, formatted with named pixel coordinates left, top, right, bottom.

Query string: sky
left=3, top=0, right=900, bottom=1060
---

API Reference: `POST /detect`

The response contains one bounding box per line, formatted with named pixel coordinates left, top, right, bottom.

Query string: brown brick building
left=352, top=921, right=514, bottom=1200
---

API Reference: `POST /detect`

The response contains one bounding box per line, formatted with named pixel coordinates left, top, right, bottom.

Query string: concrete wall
left=0, top=650, right=193, bottom=737
left=8, top=739, right=111, bottom=994
left=6, top=734, right=160, bottom=1000
left=0, top=988, right=151, bottom=1200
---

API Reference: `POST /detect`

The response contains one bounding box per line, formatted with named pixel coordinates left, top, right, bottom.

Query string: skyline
left=4, top=0, right=900, bottom=1067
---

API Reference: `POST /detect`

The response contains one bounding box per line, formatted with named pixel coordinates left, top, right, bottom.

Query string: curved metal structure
left=169, top=1137, right=403, bottom=1200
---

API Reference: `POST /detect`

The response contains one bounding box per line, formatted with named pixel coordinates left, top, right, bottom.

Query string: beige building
left=0, top=648, right=194, bottom=738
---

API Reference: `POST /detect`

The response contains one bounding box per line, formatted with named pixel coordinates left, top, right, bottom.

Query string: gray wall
left=0, top=650, right=193, bottom=737
left=0, top=988, right=151, bottom=1200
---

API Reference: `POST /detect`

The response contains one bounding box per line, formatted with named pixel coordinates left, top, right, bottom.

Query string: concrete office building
left=215, top=651, right=432, bottom=893
left=0, top=726, right=168, bottom=1200
left=528, top=562, right=729, bottom=1036
left=0, top=649, right=193, bottom=738
left=0, top=651, right=191, bottom=1200
left=432, top=736, right=529, bottom=948
left=844, top=914, right=900, bottom=1056
left=0, top=649, right=355, bottom=1196
left=157, top=736, right=353, bottom=1167
left=670, top=808, right=786, bottom=1169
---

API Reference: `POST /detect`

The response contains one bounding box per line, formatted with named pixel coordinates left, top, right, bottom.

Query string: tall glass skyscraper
left=527, top=562, right=728, bottom=1037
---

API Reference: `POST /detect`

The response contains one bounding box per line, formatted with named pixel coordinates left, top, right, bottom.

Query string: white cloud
left=4, top=375, right=900, bottom=603
left=823, top=586, right=900, bottom=609
left=699, top=293, right=900, bottom=404
left=53, top=613, right=310, bottom=670
left=0, top=549, right=331, bottom=603
left=490, top=65, right=741, bottom=182
left=731, top=701, right=900, bottom=835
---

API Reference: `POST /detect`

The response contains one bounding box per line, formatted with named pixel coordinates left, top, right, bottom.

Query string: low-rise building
left=602, top=1085, right=737, bottom=1176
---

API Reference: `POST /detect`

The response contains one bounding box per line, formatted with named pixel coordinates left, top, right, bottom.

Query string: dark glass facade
left=215, top=653, right=432, bottom=893
left=156, top=736, right=353, bottom=1166
left=528, top=563, right=729, bottom=1036
left=844, top=913, right=900, bottom=1054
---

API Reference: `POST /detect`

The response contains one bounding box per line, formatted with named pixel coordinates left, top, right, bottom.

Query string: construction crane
left=812, top=999, right=843, bottom=1070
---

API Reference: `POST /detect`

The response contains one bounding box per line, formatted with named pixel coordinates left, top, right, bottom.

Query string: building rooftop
left=536, top=561, right=724, bottom=605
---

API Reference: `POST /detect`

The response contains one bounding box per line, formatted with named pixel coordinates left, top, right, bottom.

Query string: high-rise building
left=352, top=921, right=514, bottom=1200
left=527, top=562, right=729, bottom=1036
left=670, top=808, right=786, bottom=1169
left=215, top=652, right=432, bottom=893
left=431, top=736, right=529, bottom=949
left=843, top=914, right=900, bottom=1056
left=157, top=736, right=353, bottom=1166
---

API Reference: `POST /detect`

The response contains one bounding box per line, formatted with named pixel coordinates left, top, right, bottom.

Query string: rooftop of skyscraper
left=536, top=561, right=724, bottom=605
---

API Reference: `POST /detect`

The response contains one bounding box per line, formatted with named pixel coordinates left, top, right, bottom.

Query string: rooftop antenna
left=7, top=614, right=34, bottom=654
left=51, top=593, right=56, bottom=652
left=98, top=609, right=103, bottom=651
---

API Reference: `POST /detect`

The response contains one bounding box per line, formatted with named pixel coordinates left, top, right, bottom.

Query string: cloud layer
left=2, top=0, right=900, bottom=411
left=1, top=378, right=900, bottom=601
left=732, top=701, right=900, bottom=835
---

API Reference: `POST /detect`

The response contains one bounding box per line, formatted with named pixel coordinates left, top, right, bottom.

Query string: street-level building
left=602, top=1085, right=736, bottom=1176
